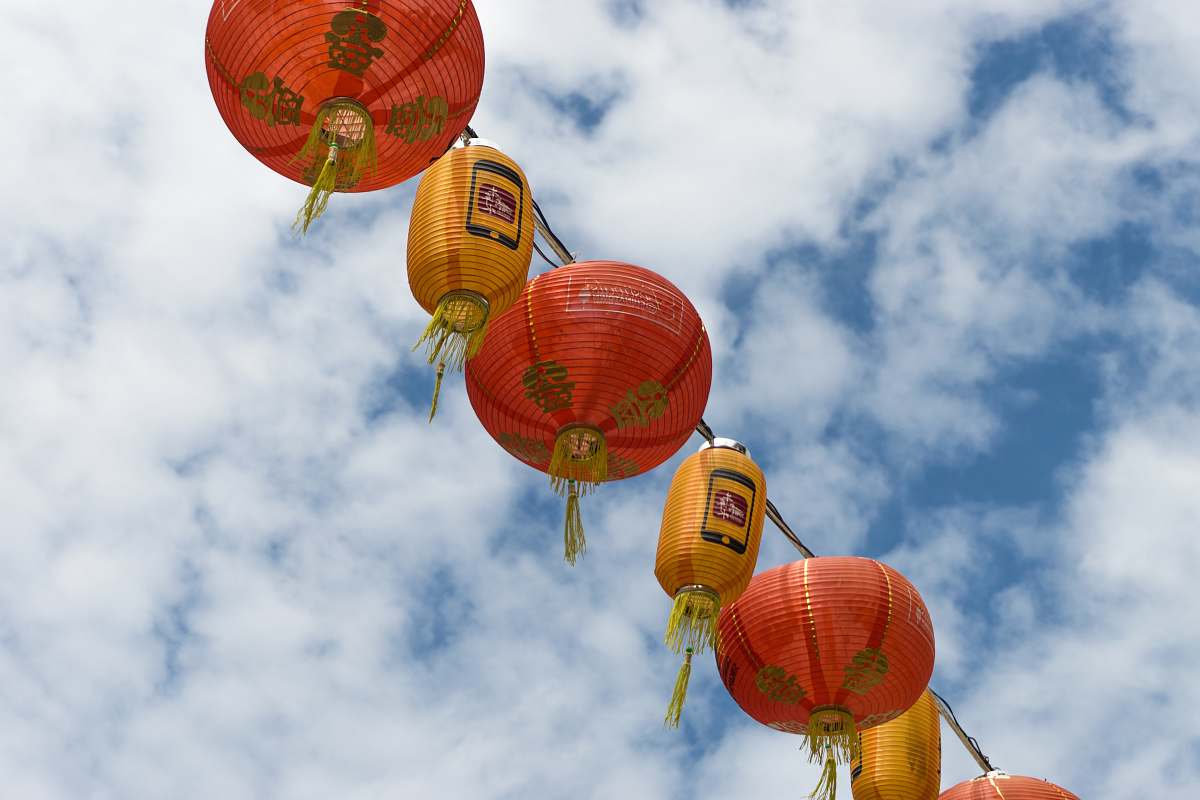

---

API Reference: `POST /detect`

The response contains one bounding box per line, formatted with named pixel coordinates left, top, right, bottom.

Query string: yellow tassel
left=663, top=647, right=693, bottom=729
left=663, top=588, right=721, bottom=655
left=549, top=426, right=608, bottom=496
left=413, top=291, right=491, bottom=370
left=291, top=102, right=377, bottom=234
left=809, top=746, right=838, bottom=800
left=294, top=144, right=339, bottom=235
left=428, top=358, right=447, bottom=423
left=563, top=481, right=585, bottom=566
left=803, top=706, right=859, bottom=799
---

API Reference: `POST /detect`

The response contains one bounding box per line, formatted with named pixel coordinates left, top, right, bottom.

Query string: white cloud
left=2, top=1, right=1199, bottom=798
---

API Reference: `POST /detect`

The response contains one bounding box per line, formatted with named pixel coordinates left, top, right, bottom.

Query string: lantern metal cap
left=454, top=137, right=503, bottom=152
left=699, top=437, right=749, bottom=458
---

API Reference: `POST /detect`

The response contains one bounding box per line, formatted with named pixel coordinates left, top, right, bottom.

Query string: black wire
left=930, top=688, right=995, bottom=771
left=533, top=240, right=558, bottom=269
left=531, top=199, right=573, bottom=261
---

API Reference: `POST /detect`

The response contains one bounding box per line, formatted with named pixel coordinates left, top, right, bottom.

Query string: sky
left=3, top=0, right=1199, bottom=798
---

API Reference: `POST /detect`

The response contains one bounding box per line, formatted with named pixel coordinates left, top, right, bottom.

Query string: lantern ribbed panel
left=939, top=774, right=1080, bottom=800
left=655, top=445, right=766, bottom=602
left=464, top=261, right=712, bottom=482
left=205, top=0, right=484, bottom=190
left=851, top=689, right=941, bottom=800
left=716, top=557, right=936, bottom=735
left=407, top=144, right=533, bottom=317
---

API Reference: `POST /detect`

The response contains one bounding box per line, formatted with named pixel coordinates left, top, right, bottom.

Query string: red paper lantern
left=465, top=261, right=712, bottom=563
left=205, top=0, right=485, bottom=232
left=940, top=773, right=1079, bottom=800
left=716, top=557, right=936, bottom=800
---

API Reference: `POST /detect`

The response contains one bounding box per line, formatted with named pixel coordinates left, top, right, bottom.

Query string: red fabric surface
left=939, top=774, right=1080, bottom=800
left=205, top=0, right=484, bottom=190
left=465, top=261, right=712, bottom=483
left=716, top=557, right=936, bottom=734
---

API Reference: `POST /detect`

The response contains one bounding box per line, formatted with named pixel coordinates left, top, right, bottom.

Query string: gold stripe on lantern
left=851, top=689, right=941, bottom=800
left=407, top=139, right=535, bottom=419
left=656, top=437, right=766, bottom=727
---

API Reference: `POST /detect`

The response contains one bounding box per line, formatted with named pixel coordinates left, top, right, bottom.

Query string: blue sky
left=3, top=1, right=1200, bottom=798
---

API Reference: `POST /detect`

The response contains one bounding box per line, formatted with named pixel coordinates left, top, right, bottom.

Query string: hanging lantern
left=851, top=689, right=941, bottom=800
left=716, top=557, right=936, bottom=800
left=408, top=139, right=534, bottom=419
left=655, top=437, right=766, bottom=728
left=205, top=0, right=485, bottom=233
left=465, top=261, right=712, bottom=565
left=939, top=773, right=1079, bottom=800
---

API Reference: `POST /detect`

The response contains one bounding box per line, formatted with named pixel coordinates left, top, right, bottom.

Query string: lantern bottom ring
left=672, top=585, right=720, bottom=617
left=549, top=424, right=608, bottom=495
left=435, top=289, right=491, bottom=335
left=317, top=97, right=373, bottom=150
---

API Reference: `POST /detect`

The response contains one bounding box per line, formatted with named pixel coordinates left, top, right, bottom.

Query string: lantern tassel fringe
left=809, top=748, right=838, bottom=800
left=663, top=591, right=721, bottom=654
left=548, top=431, right=608, bottom=495
left=413, top=295, right=491, bottom=371
left=292, top=105, right=377, bottom=234
left=563, top=482, right=585, bottom=566
left=294, top=144, right=339, bottom=235
left=663, top=648, right=693, bottom=729
left=428, top=359, right=447, bottom=423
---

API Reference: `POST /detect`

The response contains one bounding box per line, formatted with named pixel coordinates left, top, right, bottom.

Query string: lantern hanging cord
left=532, top=199, right=575, bottom=265
left=929, top=688, right=995, bottom=774
left=533, top=240, right=559, bottom=269
left=471, top=125, right=998, bottom=776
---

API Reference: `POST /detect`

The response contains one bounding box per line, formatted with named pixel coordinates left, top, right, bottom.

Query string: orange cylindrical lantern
left=851, top=689, right=941, bottom=800
left=656, top=437, right=766, bottom=727
left=465, top=261, right=712, bottom=564
left=205, top=0, right=485, bottom=232
left=940, top=773, right=1079, bottom=800
left=716, top=557, right=936, bottom=800
left=408, top=139, right=534, bottom=418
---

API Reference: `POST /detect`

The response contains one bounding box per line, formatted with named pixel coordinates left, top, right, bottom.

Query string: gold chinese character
left=522, top=361, right=575, bottom=413
left=841, top=648, right=889, bottom=695
left=326, top=10, right=387, bottom=76
left=239, top=72, right=303, bottom=127
left=607, top=452, right=640, bottom=480
left=610, top=380, right=669, bottom=430
left=386, top=95, right=448, bottom=143
left=755, top=665, right=806, bottom=705
left=498, top=433, right=550, bottom=466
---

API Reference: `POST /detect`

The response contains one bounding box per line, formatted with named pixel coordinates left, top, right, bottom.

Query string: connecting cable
left=533, top=240, right=559, bottom=269
left=475, top=125, right=999, bottom=775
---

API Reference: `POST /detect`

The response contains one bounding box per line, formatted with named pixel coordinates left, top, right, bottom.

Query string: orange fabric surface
left=408, top=144, right=533, bottom=316
left=716, top=557, right=935, bottom=734
left=655, top=445, right=766, bottom=602
left=851, top=689, right=941, bottom=800
left=205, top=0, right=483, bottom=190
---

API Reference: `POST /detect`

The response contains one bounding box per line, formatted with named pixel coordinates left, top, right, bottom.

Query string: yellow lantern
left=655, top=437, right=766, bottom=726
left=851, top=689, right=942, bottom=800
left=407, top=138, right=535, bottom=419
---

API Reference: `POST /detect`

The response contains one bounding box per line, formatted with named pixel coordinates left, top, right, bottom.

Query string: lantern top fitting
left=698, top=437, right=750, bottom=458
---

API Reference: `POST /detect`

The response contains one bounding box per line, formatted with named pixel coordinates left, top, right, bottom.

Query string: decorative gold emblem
left=327, top=9, right=387, bottom=76
left=239, top=72, right=303, bottom=127
left=498, top=433, right=551, bottom=466
left=610, top=380, right=669, bottom=430
left=841, top=648, right=889, bottom=695
left=755, top=665, right=807, bottom=705
left=607, top=452, right=640, bottom=480
left=385, top=95, right=449, bottom=143
left=522, top=361, right=575, bottom=413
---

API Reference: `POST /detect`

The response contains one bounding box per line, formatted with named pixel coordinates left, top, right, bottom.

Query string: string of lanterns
left=204, top=3, right=1080, bottom=799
